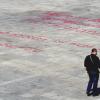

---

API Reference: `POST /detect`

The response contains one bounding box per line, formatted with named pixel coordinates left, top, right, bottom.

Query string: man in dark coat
left=84, top=48, right=100, bottom=96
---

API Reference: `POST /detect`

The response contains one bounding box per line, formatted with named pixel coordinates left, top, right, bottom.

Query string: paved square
left=0, top=0, right=100, bottom=99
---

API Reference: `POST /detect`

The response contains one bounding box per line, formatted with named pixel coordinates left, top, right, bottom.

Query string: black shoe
left=87, top=91, right=93, bottom=96
left=92, top=92, right=99, bottom=96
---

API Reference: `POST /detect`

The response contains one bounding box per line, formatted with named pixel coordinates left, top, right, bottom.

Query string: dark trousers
left=87, top=72, right=99, bottom=94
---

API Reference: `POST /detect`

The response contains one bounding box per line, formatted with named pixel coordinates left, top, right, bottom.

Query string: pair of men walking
left=84, top=48, right=100, bottom=96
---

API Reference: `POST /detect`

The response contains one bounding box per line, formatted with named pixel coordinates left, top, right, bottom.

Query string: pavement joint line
left=0, top=75, right=34, bottom=86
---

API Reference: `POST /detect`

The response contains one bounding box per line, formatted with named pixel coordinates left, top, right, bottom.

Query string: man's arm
left=84, top=56, right=88, bottom=67
left=96, top=56, right=100, bottom=68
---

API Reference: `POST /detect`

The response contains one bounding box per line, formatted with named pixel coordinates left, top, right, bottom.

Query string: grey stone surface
left=0, top=0, right=100, bottom=99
